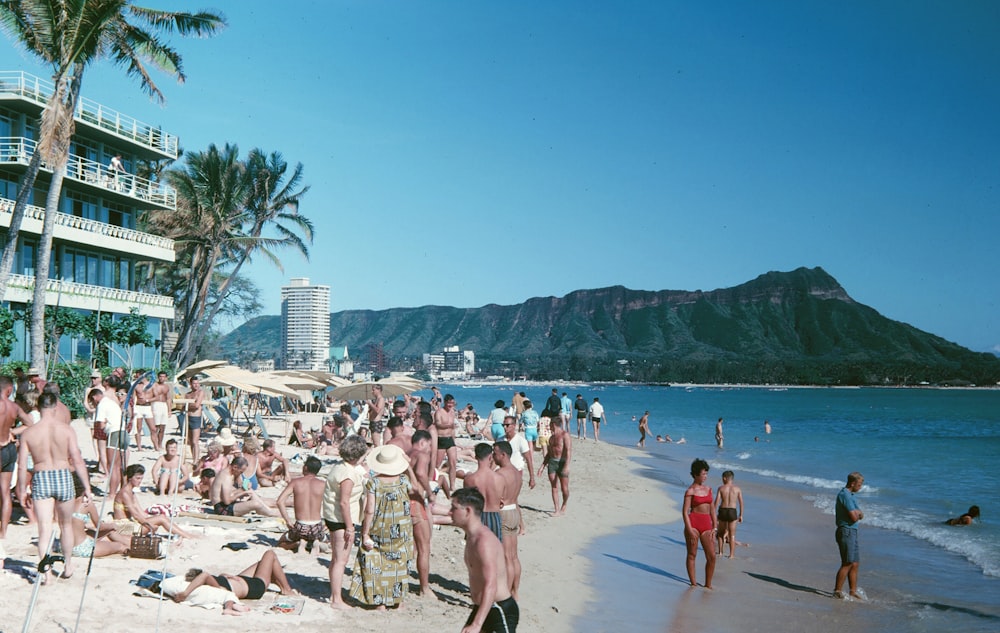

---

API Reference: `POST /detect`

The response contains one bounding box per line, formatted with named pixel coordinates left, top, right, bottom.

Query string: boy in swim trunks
left=276, top=456, right=329, bottom=553
left=714, top=470, right=744, bottom=558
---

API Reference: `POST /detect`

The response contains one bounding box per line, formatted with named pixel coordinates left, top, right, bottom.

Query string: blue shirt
left=835, top=487, right=860, bottom=528
left=521, top=409, right=540, bottom=428
left=560, top=395, right=572, bottom=414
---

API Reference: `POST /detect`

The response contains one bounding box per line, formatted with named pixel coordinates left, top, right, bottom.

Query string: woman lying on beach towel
left=171, top=549, right=296, bottom=608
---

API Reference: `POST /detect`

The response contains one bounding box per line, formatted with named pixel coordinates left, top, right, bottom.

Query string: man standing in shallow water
left=834, top=471, right=865, bottom=600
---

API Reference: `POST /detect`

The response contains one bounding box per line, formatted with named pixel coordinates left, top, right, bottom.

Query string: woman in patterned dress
left=350, top=444, right=414, bottom=609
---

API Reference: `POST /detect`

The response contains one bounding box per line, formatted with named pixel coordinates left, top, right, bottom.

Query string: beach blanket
left=158, top=575, right=239, bottom=609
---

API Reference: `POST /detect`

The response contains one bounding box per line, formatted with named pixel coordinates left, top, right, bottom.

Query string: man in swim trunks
left=366, top=384, right=387, bottom=446
left=714, top=470, right=744, bottom=558
left=149, top=371, right=172, bottom=452
left=406, top=430, right=435, bottom=597
left=463, top=443, right=504, bottom=542
left=588, top=397, right=605, bottom=442
left=573, top=394, right=588, bottom=440
left=276, top=456, right=328, bottom=553
left=715, top=417, right=724, bottom=448
left=256, top=439, right=290, bottom=487
left=133, top=372, right=158, bottom=451
left=435, top=394, right=460, bottom=491
left=17, top=392, right=93, bottom=581
left=493, top=441, right=523, bottom=599
left=1, top=376, right=34, bottom=565
left=211, top=457, right=277, bottom=517
left=451, top=488, right=518, bottom=633
left=537, top=418, right=571, bottom=516
left=185, top=377, right=205, bottom=465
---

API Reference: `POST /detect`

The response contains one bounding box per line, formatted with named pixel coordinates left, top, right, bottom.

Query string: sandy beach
left=1, top=418, right=676, bottom=632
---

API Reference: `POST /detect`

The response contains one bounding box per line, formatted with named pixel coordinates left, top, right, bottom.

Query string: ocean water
left=421, top=384, right=1000, bottom=630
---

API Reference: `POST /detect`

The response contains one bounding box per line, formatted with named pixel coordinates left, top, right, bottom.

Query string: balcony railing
left=0, top=136, right=176, bottom=210
left=0, top=195, right=174, bottom=252
left=0, top=70, right=179, bottom=157
left=6, top=273, right=174, bottom=309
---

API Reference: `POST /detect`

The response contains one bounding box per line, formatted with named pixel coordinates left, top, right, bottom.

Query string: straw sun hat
left=367, top=444, right=408, bottom=476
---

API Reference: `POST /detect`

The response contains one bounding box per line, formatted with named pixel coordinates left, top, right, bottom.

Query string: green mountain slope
left=217, top=267, right=1000, bottom=385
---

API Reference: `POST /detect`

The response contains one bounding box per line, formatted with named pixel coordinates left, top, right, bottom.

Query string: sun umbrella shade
left=328, top=380, right=423, bottom=401
left=177, top=359, right=229, bottom=380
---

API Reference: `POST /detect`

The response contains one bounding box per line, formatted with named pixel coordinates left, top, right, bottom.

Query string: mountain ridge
left=216, top=267, right=1000, bottom=385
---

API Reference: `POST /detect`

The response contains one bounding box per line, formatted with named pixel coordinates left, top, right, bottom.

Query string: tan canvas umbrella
left=328, top=379, right=424, bottom=401
left=176, top=359, right=229, bottom=380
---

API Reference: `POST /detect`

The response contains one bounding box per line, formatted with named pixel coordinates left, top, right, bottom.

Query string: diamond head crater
left=217, top=267, right=1000, bottom=386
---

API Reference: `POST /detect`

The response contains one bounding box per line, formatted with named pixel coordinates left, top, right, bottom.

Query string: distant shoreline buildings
left=280, top=277, right=329, bottom=370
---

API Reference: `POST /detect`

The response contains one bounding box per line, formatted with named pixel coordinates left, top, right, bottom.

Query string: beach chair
left=244, top=412, right=272, bottom=441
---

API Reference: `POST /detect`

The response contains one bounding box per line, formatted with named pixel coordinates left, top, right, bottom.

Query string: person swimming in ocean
left=945, top=505, right=980, bottom=526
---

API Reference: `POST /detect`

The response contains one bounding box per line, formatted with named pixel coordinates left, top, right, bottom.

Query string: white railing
left=0, top=70, right=179, bottom=157
left=6, top=273, right=174, bottom=309
left=0, top=136, right=176, bottom=209
left=0, top=195, right=174, bottom=251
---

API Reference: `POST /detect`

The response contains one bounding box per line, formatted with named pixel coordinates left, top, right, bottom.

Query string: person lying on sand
left=172, top=549, right=296, bottom=610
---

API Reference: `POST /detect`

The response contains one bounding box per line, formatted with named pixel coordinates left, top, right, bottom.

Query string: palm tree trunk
left=0, top=152, right=44, bottom=302
left=171, top=248, right=221, bottom=367
left=188, top=249, right=252, bottom=359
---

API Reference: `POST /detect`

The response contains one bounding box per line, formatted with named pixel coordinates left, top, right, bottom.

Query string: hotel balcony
left=0, top=196, right=175, bottom=262
left=0, top=71, right=179, bottom=160
left=1, top=136, right=176, bottom=211
left=3, top=273, right=174, bottom=319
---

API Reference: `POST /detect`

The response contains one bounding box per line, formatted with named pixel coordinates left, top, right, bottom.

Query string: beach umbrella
left=199, top=366, right=300, bottom=399
left=265, top=372, right=327, bottom=391
left=274, top=370, right=351, bottom=387
left=176, top=359, right=228, bottom=380
left=328, top=379, right=423, bottom=401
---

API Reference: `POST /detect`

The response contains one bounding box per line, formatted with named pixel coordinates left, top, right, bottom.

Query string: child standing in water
left=715, top=470, right=744, bottom=558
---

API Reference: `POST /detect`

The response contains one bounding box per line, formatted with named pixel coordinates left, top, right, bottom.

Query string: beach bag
left=130, top=534, right=164, bottom=559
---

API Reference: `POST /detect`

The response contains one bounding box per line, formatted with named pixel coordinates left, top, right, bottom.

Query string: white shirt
left=507, top=433, right=530, bottom=471
left=96, top=396, right=124, bottom=434
left=589, top=401, right=605, bottom=419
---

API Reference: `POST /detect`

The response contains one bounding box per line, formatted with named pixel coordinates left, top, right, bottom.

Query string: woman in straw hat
left=349, top=443, right=414, bottom=609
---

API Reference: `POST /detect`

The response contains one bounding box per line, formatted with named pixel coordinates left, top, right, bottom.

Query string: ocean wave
left=807, top=496, right=998, bottom=578
left=710, top=461, right=879, bottom=493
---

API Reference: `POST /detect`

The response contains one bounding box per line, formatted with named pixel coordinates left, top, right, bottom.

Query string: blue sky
left=3, top=1, right=998, bottom=352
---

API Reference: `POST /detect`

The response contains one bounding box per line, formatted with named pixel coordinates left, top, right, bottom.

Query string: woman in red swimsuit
left=683, top=458, right=717, bottom=588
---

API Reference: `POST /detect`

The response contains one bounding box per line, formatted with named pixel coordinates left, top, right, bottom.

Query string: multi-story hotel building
left=281, top=277, right=330, bottom=370
left=0, top=70, right=175, bottom=367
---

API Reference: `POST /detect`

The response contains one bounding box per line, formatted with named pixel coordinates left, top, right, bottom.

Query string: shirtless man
left=435, top=394, right=460, bottom=490
left=715, top=470, right=744, bottom=558
left=367, top=384, right=386, bottom=446
left=256, top=439, right=289, bottom=487
left=451, top=488, right=518, bottom=633
left=493, top=441, right=523, bottom=599
left=1, top=376, right=34, bottom=562
left=276, top=456, right=328, bottom=552
left=538, top=418, right=571, bottom=516
left=149, top=372, right=172, bottom=452
left=463, top=443, right=504, bottom=542
left=133, top=373, right=158, bottom=451
left=210, top=457, right=277, bottom=517
left=715, top=417, right=724, bottom=448
left=637, top=411, right=651, bottom=447
left=185, top=377, right=206, bottom=465
left=407, top=430, right=436, bottom=597
left=385, top=417, right=412, bottom=453
left=16, top=392, right=93, bottom=582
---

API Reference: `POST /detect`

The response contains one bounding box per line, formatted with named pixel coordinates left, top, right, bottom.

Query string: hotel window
left=105, top=201, right=133, bottom=229
left=64, top=191, right=99, bottom=220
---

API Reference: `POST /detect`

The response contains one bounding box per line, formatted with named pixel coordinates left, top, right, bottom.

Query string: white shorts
left=152, top=401, right=169, bottom=426
left=134, top=405, right=153, bottom=418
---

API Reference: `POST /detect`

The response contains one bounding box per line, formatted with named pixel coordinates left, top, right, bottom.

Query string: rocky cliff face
left=217, top=266, right=1000, bottom=383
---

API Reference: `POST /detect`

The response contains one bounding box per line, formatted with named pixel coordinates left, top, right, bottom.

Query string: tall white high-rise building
left=281, top=277, right=330, bottom=370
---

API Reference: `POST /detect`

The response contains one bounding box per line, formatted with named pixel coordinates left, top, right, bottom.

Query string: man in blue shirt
left=560, top=392, right=572, bottom=429
left=834, top=471, right=865, bottom=600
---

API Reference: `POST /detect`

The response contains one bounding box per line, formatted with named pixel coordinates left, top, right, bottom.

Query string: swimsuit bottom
left=688, top=512, right=713, bottom=535
left=0, top=442, right=16, bottom=473
left=32, top=469, right=75, bottom=502
left=466, top=596, right=520, bottom=633
left=480, top=511, right=503, bottom=543
left=283, top=520, right=328, bottom=543
left=72, top=536, right=96, bottom=558
left=214, top=501, right=236, bottom=517
left=501, top=506, right=520, bottom=533
left=437, top=436, right=456, bottom=450
left=718, top=507, right=739, bottom=522
left=547, top=459, right=566, bottom=476
left=215, top=575, right=267, bottom=600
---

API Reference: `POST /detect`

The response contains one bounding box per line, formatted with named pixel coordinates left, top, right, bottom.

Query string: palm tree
left=144, top=143, right=312, bottom=368
left=0, top=0, right=225, bottom=369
